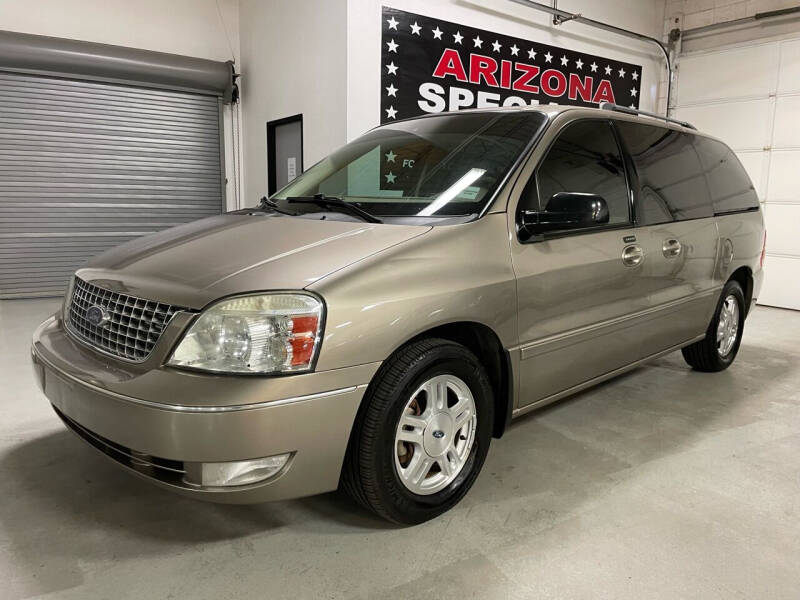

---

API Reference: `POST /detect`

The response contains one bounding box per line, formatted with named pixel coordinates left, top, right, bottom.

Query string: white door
left=674, top=38, right=800, bottom=310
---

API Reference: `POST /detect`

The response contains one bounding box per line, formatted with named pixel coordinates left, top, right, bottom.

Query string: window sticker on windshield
left=458, top=186, right=480, bottom=200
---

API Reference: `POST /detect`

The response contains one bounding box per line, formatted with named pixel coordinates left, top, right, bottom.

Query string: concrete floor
left=1, top=299, right=799, bottom=599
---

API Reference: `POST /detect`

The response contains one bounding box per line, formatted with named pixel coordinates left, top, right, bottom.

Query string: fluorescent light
left=417, top=168, right=486, bottom=216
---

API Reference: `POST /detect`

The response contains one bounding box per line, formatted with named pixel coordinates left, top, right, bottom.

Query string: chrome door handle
left=662, top=238, right=682, bottom=258
left=622, top=244, right=644, bottom=267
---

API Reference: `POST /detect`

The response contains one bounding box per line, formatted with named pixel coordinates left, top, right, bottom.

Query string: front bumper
left=31, top=315, right=379, bottom=503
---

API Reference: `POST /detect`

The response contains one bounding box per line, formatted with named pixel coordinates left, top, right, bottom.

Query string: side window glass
left=693, top=136, right=759, bottom=214
left=617, top=122, right=713, bottom=224
left=533, top=120, right=631, bottom=226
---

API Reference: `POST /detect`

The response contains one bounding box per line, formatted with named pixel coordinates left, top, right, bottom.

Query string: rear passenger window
left=693, top=136, right=759, bottom=214
left=616, top=122, right=713, bottom=225
left=527, top=120, right=630, bottom=225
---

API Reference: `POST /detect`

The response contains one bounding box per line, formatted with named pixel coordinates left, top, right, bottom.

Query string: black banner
left=380, top=6, right=642, bottom=124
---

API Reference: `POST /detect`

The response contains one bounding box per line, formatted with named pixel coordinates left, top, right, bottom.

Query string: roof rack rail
left=599, top=102, right=696, bottom=130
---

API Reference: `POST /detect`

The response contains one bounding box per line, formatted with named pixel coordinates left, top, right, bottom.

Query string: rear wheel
left=682, top=280, right=746, bottom=372
left=341, top=338, right=493, bottom=524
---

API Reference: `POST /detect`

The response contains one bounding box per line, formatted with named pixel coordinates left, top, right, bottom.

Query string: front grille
left=67, top=277, right=190, bottom=361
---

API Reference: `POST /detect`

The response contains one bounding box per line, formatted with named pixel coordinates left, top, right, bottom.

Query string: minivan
left=31, top=103, right=766, bottom=524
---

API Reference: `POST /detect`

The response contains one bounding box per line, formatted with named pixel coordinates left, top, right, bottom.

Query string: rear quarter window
left=693, top=136, right=759, bottom=214
left=616, top=121, right=713, bottom=225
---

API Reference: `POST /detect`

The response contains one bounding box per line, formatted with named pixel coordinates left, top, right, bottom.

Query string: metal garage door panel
left=675, top=98, right=771, bottom=150
left=771, top=95, right=800, bottom=149
left=766, top=150, right=800, bottom=202
left=777, top=39, right=800, bottom=94
left=0, top=72, right=223, bottom=299
left=677, top=44, right=778, bottom=104
left=759, top=256, right=800, bottom=309
left=762, top=203, right=800, bottom=257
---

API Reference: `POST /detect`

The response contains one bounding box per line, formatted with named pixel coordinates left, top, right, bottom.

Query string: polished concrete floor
left=1, top=299, right=799, bottom=599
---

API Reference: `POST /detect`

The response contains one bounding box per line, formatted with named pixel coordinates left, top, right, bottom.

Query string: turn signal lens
left=168, top=293, right=324, bottom=374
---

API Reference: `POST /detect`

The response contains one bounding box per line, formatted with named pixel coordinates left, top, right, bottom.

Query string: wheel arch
left=728, top=266, right=754, bottom=314
left=400, top=321, right=513, bottom=439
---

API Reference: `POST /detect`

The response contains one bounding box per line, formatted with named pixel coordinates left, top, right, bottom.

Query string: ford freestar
left=32, top=103, right=765, bottom=524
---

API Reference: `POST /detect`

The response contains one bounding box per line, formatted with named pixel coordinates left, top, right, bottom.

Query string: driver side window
left=519, top=120, right=631, bottom=227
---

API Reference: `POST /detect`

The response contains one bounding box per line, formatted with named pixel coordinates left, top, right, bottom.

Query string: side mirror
left=519, top=192, right=609, bottom=239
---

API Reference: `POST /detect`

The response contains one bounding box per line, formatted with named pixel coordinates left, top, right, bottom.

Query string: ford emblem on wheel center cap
left=432, top=430, right=445, bottom=439
left=86, top=305, right=110, bottom=328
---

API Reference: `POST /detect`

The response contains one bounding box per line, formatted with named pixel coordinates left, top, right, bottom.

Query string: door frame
left=266, top=113, right=303, bottom=196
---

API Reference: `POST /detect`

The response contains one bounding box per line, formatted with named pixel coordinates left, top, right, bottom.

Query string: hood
left=77, top=213, right=431, bottom=309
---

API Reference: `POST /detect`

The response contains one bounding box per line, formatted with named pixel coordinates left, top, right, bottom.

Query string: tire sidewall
left=370, top=343, right=493, bottom=522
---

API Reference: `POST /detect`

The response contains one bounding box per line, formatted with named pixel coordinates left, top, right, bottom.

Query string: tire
left=682, top=280, right=746, bottom=372
left=341, top=338, right=493, bottom=525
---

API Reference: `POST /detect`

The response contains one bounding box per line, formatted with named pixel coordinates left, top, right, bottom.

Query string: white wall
left=0, top=0, right=242, bottom=209
left=346, top=0, right=667, bottom=141
left=238, top=0, right=348, bottom=203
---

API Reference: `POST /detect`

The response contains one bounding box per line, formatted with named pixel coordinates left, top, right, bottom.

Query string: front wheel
left=682, top=280, right=746, bottom=372
left=341, top=338, right=493, bottom=524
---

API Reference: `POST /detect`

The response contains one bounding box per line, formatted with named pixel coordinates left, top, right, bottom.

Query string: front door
left=509, top=118, right=651, bottom=407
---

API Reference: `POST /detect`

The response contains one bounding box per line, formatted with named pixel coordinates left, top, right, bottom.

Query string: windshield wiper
left=287, top=194, right=383, bottom=224
left=254, top=196, right=298, bottom=216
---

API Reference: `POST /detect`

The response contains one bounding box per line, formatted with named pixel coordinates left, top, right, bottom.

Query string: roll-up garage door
left=0, top=71, right=224, bottom=299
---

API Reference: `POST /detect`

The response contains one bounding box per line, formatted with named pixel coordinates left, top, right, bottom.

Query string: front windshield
left=272, top=110, right=547, bottom=217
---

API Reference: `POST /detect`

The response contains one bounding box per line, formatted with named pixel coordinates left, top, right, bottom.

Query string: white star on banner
left=386, top=62, right=398, bottom=75
left=604, top=65, right=612, bottom=75
left=575, top=58, right=584, bottom=69
left=386, top=39, right=398, bottom=53
left=432, top=26, right=443, bottom=40
left=560, top=55, right=569, bottom=66
left=385, top=171, right=396, bottom=183
left=473, top=35, right=483, bottom=48
left=528, top=48, right=537, bottom=59
left=385, top=83, right=398, bottom=97
left=492, top=40, right=502, bottom=52
left=385, top=150, right=396, bottom=163
left=618, top=67, right=626, bottom=78
left=510, top=44, right=519, bottom=56
left=590, top=62, right=598, bottom=72
left=410, top=21, right=421, bottom=35
left=630, top=87, right=637, bottom=97
left=544, top=52, right=553, bottom=63
left=453, top=31, right=463, bottom=44
left=385, top=106, right=397, bottom=119
left=631, top=71, right=639, bottom=81
left=387, top=16, right=398, bottom=30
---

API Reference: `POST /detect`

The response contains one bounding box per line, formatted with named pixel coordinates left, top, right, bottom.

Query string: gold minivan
left=31, top=104, right=765, bottom=524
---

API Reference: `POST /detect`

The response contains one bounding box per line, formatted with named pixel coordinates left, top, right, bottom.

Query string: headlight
left=168, top=293, right=324, bottom=374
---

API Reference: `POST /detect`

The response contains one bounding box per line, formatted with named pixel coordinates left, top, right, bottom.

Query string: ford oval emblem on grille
left=86, top=305, right=110, bottom=328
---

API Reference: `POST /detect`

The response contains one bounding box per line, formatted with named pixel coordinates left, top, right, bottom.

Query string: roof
left=379, top=103, right=703, bottom=136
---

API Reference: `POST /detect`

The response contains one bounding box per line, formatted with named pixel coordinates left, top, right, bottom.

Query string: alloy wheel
left=717, top=294, right=740, bottom=357
left=394, top=374, right=477, bottom=495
